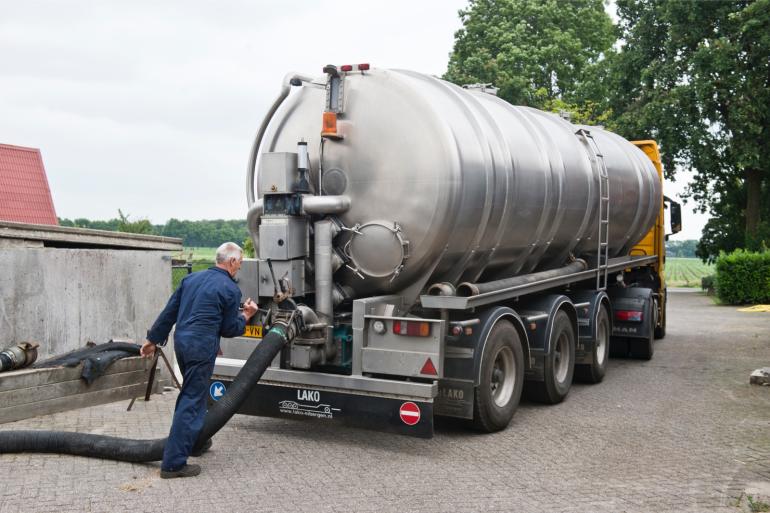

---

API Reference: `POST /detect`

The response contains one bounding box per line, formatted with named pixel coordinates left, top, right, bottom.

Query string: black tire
left=575, top=304, right=610, bottom=383
left=629, top=301, right=655, bottom=360
left=654, top=292, right=666, bottom=339
left=472, top=320, right=525, bottom=432
left=525, top=310, right=575, bottom=404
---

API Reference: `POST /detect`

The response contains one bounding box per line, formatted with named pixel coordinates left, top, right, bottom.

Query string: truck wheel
left=472, top=320, right=524, bottom=432
left=654, top=292, right=666, bottom=339
left=526, top=310, right=575, bottom=404
left=629, top=302, right=655, bottom=360
left=575, top=304, right=610, bottom=383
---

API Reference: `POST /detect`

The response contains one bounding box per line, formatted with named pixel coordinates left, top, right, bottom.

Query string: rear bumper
left=208, top=375, right=434, bottom=438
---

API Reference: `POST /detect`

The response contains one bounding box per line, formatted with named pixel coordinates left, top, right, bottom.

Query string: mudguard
left=434, top=306, right=529, bottom=420
left=607, top=287, right=654, bottom=339
left=516, top=294, right=578, bottom=381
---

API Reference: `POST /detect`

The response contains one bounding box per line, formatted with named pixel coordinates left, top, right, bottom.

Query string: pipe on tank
left=302, top=195, right=351, bottom=215
left=456, top=260, right=588, bottom=297
left=246, top=199, right=264, bottom=255
left=314, top=220, right=340, bottom=323
left=247, top=195, right=350, bottom=259
left=426, top=282, right=456, bottom=296
left=247, top=73, right=316, bottom=208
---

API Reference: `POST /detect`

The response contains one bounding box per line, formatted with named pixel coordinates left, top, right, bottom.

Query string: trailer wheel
left=575, top=304, right=610, bottom=383
left=526, top=310, right=575, bottom=404
left=472, top=320, right=524, bottom=432
left=654, top=292, right=666, bottom=339
left=629, top=301, right=655, bottom=360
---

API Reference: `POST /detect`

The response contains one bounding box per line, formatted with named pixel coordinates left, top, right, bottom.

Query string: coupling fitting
left=0, top=342, right=40, bottom=372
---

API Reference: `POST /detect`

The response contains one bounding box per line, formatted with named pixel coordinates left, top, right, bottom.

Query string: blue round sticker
left=209, top=381, right=226, bottom=401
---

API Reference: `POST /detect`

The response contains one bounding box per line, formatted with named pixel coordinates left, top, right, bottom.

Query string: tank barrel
left=250, top=67, right=661, bottom=301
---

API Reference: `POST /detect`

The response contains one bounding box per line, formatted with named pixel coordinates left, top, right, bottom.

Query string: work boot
left=160, top=464, right=201, bottom=479
left=191, top=438, right=213, bottom=457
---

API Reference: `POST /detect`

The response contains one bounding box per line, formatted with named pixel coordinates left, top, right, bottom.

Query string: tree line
left=58, top=212, right=248, bottom=248
left=59, top=212, right=700, bottom=259
left=445, top=0, right=769, bottom=262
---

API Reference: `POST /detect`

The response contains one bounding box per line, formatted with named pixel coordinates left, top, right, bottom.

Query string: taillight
left=392, top=320, right=431, bottom=337
left=358, top=63, right=370, bottom=71
left=615, top=310, right=644, bottom=322
left=340, top=64, right=353, bottom=72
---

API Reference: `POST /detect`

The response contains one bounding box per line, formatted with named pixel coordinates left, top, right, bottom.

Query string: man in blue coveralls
left=140, top=242, right=258, bottom=478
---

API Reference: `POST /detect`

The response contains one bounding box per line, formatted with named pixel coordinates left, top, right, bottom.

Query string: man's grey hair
left=215, top=242, right=243, bottom=264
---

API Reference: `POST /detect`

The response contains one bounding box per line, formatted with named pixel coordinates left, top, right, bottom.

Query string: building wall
left=0, top=248, right=171, bottom=359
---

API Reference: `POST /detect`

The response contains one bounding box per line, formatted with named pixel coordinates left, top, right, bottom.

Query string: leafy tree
left=696, top=180, right=770, bottom=262
left=59, top=217, right=120, bottom=231
left=604, top=0, right=770, bottom=259
left=444, top=0, right=615, bottom=110
left=242, top=236, right=255, bottom=258
left=57, top=216, right=250, bottom=248
left=117, top=209, right=154, bottom=234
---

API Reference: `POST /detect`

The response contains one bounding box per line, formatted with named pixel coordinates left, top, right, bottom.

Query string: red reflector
left=340, top=64, right=353, bottom=72
left=420, top=358, right=437, bottom=376
left=358, top=63, right=370, bottom=71
left=615, top=310, right=644, bottom=322
left=392, top=320, right=431, bottom=337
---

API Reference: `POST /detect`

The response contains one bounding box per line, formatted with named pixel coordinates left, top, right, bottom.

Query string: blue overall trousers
left=146, top=266, right=246, bottom=472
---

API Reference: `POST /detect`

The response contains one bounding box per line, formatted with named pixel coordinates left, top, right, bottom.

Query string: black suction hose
left=0, top=325, right=290, bottom=462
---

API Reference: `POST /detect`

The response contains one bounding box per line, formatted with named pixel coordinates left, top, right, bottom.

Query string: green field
left=665, top=257, right=713, bottom=288
left=171, top=248, right=217, bottom=290
left=175, top=247, right=218, bottom=262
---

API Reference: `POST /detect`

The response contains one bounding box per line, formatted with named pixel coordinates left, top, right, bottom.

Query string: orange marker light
left=321, top=111, right=339, bottom=137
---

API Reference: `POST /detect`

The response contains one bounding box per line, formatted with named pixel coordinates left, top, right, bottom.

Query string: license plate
left=243, top=325, right=263, bottom=338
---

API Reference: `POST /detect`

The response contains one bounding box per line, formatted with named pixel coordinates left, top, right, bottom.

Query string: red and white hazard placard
left=399, top=402, right=421, bottom=426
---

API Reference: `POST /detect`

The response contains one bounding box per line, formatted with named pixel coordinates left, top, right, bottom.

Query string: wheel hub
left=490, top=346, right=516, bottom=407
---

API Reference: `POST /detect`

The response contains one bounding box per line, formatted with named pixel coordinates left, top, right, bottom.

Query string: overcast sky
left=1, top=0, right=707, bottom=240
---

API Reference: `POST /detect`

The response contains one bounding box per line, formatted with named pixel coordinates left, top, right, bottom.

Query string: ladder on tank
left=577, top=129, right=610, bottom=291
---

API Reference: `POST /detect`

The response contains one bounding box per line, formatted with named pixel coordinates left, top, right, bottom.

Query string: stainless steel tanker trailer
left=209, top=64, right=682, bottom=437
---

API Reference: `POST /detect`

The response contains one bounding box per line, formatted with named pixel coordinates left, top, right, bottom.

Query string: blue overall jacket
left=147, top=266, right=246, bottom=358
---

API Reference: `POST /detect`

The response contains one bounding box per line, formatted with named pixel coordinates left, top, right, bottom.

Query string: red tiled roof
left=0, top=144, right=58, bottom=226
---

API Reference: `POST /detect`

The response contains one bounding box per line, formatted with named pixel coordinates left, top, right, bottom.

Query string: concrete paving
left=1, top=289, right=768, bottom=513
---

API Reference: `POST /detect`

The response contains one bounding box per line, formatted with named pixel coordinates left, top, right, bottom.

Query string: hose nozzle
left=0, top=342, right=40, bottom=372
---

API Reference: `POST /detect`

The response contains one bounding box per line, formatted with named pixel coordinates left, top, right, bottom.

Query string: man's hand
left=242, top=298, right=258, bottom=321
left=140, top=340, right=156, bottom=358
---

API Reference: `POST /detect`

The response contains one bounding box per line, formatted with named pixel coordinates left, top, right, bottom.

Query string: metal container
left=253, top=68, right=661, bottom=298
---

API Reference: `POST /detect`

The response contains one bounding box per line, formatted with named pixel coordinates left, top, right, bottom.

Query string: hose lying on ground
left=0, top=325, right=290, bottom=462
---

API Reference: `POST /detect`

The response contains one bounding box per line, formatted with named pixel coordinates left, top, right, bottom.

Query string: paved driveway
left=1, top=290, right=769, bottom=513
